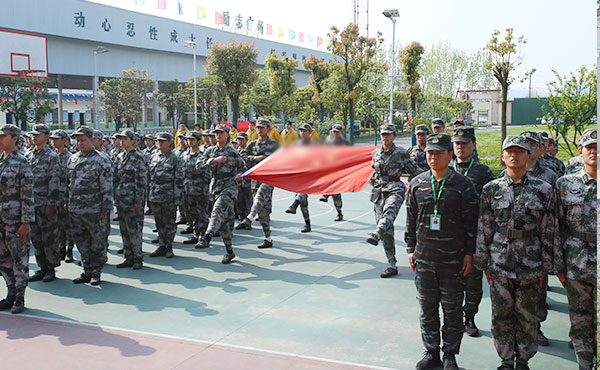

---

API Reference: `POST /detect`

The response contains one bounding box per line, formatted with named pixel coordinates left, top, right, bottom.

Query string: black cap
left=425, top=133, right=452, bottom=151
left=451, top=126, right=475, bottom=143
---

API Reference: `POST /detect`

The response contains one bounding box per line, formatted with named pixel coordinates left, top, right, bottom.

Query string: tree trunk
left=231, top=96, right=240, bottom=128
left=500, top=83, right=508, bottom=163
left=116, top=118, right=122, bottom=133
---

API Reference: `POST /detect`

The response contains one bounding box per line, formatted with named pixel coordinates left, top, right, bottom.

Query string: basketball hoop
left=18, top=69, right=45, bottom=94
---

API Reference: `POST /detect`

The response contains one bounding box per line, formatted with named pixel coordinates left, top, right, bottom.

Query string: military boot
left=366, top=232, right=380, bottom=246
left=11, top=289, right=25, bottom=314
left=285, top=200, right=300, bottom=214
left=319, top=195, right=328, bottom=202
left=301, top=221, right=311, bottom=233
left=42, top=268, right=56, bottom=283
left=165, top=247, right=174, bottom=259
left=195, top=233, right=211, bottom=249
left=150, top=246, right=167, bottom=257
left=257, top=239, right=273, bottom=249
left=65, top=248, right=74, bottom=263
left=416, top=350, right=442, bottom=369
left=515, top=361, right=530, bottom=370
left=443, top=354, right=458, bottom=370
left=334, top=213, right=343, bottom=222
left=90, top=272, right=101, bottom=286
left=235, top=217, right=252, bottom=230
left=28, top=269, right=46, bottom=282
left=73, top=272, right=91, bottom=284
left=464, top=316, right=479, bottom=337
left=537, top=323, right=549, bottom=346
left=0, top=288, right=16, bottom=310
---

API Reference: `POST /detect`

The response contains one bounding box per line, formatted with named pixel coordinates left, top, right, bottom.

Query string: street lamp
left=93, top=46, right=110, bottom=129
left=184, top=40, right=197, bottom=127
left=383, top=9, right=399, bottom=128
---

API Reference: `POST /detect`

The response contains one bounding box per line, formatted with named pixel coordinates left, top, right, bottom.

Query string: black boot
left=10, top=289, right=24, bottom=314
left=235, top=217, right=252, bottom=230
left=42, top=268, right=56, bottom=283
left=0, top=288, right=16, bottom=311
left=319, top=195, right=328, bottom=202
left=258, top=239, right=273, bottom=249
left=366, top=232, right=380, bottom=246
left=150, top=246, right=167, bottom=257
left=416, top=350, right=442, bottom=369
left=65, top=248, right=74, bottom=263
left=301, top=221, right=311, bottom=233
left=29, top=269, right=45, bottom=282
left=165, top=247, right=174, bottom=259
left=334, top=213, right=343, bottom=221
left=195, top=233, right=212, bottom=249
left=442, top=354, right=458, bottom=370
left=537, top=323, right=549, bottom=346
left=90, top=272, right=101, bottom=286
left=73, top=272, right=91, bottom=284
left=285, top=200, right=300, bottom=214
left=464, top=316, right=479, bottom=337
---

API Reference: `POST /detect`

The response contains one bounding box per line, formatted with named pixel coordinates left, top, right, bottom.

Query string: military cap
left=103, top=135, right=111, bottom=142
left=177, top=131, right=187, bottom=138
left=579, top=128, right=597, bottom=147
left=451, top=126, right=475, bottom=143
left=453, top=118, right=466, bottom=127
left=201, top=130, right=212, bottom=136
left=23, top=131, right=33, bottom=138
left=331, top=124, right=344, bottom=132
left=214, top=124, right=230, bottom=133
left=237, top=132, right=248, bottom=140
left=232, top=137, right=238, bottom=143
left=256, top=119, right=270, bottom=128
left=111, top=132, right=120, bottom=139
left=186, top=131, right=203, bottom=140
left=0, top=124, right=21, bottom=137
left=143, top=133, right=155, bottom=140
left=155, top=131, right=173, bottom=141
left=415, top=124, right=430, bottom=135
left=49, top=129, right=68, bottom=139
left=521, top=131, right=542, bottom=144
left=380, top=123, right=397, bottom=134
left=538, top=131, right=549, bottom=140
left=116, top=129, right=136, bottom=140
left=91, top=129, right=104, bottom=140
left=425, top=133, right=452, bottom=151
left=30, top=123, right=50, bottom=135
left=502, top=135, right=531, bottom=153
left=133, top=131, right=141, bottom=141
left=299, top=123, right=313, bottom=132
left=71, top=126, right=94, bottom=138
left=431, top=118, right=445, bottom=128
left=17, top=136, right=24, bottom=143
left=549, top=138, right=558, bottom=147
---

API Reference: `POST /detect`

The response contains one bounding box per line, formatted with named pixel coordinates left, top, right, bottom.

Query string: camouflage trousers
left=206, top=187, right=237, bottom=252
left=117, top=207, right=144, bottom=263
left=30, top=206, right=60, bottom=270
left=489, top=275, right=538, bottom=364
left=56, top=204, right=74, bottom=251
left=373, top=191, right=404, bottom=265
left=70, top=212, right=107, bottom=274
left=536, top=273, right=548, bottom=323
left=237, top=185, right=252, bottom=220
left=414, top=260, right=465, bottom=355
left=186, top=194, right=209, bottom=238
left=0, top=224, right=29, bottom=290
left=149, top=202, right=177, bottom=249
left=565, top=277, right=597, bottom=369
left=323, top=194, right=343, bottom=214
left=250, top=183, right=274, bottom=238
left=295, top=193, right=310, bottom=223
left=463, top=268, right=483, bottom=318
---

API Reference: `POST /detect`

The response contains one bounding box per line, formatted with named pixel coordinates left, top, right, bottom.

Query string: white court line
left=0, top=312, right=397, bottom=370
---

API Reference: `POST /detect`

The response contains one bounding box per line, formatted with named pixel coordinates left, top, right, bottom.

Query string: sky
left=91, top=0, right=597, bottom=98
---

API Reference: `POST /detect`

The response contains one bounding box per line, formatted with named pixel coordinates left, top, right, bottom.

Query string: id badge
left=430, top=214, right=441, bottom=231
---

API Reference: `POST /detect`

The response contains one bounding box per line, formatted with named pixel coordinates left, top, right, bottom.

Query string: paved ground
left=0, top=183, right=577, bottom=369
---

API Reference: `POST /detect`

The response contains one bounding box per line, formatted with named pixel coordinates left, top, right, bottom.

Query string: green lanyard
left=453, top=158, right=474, bottom=177
left=431, top=169, right=450, bottom=215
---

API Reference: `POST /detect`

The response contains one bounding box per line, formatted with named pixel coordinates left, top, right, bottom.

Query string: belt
left=570, top=230, right=596, bottom=243
left=377, top=175, right=401, bottom=182
left=497, top=227, right=538, bottom=240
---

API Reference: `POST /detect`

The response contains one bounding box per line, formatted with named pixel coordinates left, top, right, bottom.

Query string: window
left=478, top=110, right=488, bottom=123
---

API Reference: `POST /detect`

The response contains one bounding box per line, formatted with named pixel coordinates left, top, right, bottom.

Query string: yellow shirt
left=175, top=127, right=189, bottom=148
left=247, top=129, right=259, bottom=141
left=281, top=129, right=299, bottom=146
left=310, top=130, right=320, bottom=143
left=268, top=126, right=282, bottom=143
left=230, top=128, right=238, bottom=140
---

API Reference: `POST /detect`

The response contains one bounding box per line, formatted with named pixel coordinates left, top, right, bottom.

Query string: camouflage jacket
left=55, top=149, right=72, bottom=206
left=370, top=144, right=419, bottom=203
left=474, top=172, right=556, bottom=280
left=242, top=137, right=280, bottom=189
left=114, top=149, right=147, bottom=209
left=405, top=169, right=479, bottom=265
left=198, top=144, right=246, bottom=195
left=554, top=169, right=597, bottom=283
left=172, top=147, right=188, bottom=159
left=500, top=159, right=558, bottom=187
left=149, top=150, right=183, bottom=204
left=0, top=151, right=34, bottom=226
left=543, top=153, right=565, bottom=177
left=407, top=145, right=429, bottom=173
left=564, top=156, right=584, bottom=175
left=110, top=147, right=124, bottom=163
left=236, top=147, right=251, bottom=188
left=182, top=149, right=210, bottom=196
left=66, top=149, right=113, bottom=214
left=450, top=159, right=496, bottom=196
left=25, top=145, right=60, bottom=208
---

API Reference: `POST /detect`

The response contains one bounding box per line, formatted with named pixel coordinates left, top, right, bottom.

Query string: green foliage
left=264, top=53, right=298, bottom=119
left=542, top=65, right=597, bottom=156
left=206, top=40, right=258, bottom=124
left=303, top=55, right=331, bottom=117
left=247, top=70, right=276, bottom=117
left=0, top=77, right=52, bottom=129
left=399, top=41, right=425, bottom=114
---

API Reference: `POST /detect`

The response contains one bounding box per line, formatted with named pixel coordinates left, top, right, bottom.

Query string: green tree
left=328, top=23, right=384, bottom=143
left=265, top=53, right=298, bottom=119
left=158, top=80, right=186, bottom=131
left=303, top=55, right=331, bottom=120
left=247, top=70, right=276, bottom=117
left=0, top=77, right=51, bottom=130
left=206, top=40, right=258, bottom=125
left=399, top=41, right=425, bottom=121
left=542, top=65, right=597, bottom=156
left=319, top=63, right=348, bottom=122
left=484, top=28, right=526, bottom=147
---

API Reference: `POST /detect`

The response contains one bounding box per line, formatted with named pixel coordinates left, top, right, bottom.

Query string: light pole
left=383, top=9, right=399, bottom=127
left=184, top=40, right=197, bottom=127
left=93, top=46, right=110, bottom=129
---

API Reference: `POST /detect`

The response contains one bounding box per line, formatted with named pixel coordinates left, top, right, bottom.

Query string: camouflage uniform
left=474, top=136, right=556, bottom=368
left=555, top=143, right=597, bottom=368
left=322, top=125, right=350, bottom=219
left=114, top=130, right=147, bottom=265
left=67, top=129, right=113, bottom=282
left=407, top=145, right=429, bottom=173
left=368, top=125, right=419, bottom=270
left=565, top=155, right=584, bottom=175
left=405, top=134, right=479, bottom=361
left=182, top=135, right=210, bottom=239
left=93, top=130, right=113, bottom=256
left=235, top=142, right=252, bottom=220
left=148, top=137, right=184, bottom=256
left=542, top=153, right=565, bottom=177
left=50, top=130, right=75, bottom=261
left=0, top=131, right=34, bottom=311
left=25, top=138, right=61, bottom=274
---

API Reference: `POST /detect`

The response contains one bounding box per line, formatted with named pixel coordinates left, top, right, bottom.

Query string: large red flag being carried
left=243, top=145, right=377, bottom=195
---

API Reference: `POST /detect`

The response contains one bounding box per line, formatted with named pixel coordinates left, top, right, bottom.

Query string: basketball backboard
left=0, top=29, right=48, bottom=78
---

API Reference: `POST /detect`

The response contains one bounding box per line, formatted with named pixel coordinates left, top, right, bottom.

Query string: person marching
left=113, top=129, right=147, bottom=270
left=405, top=133, right=479, bottom=370
left=181, top=131, right=210, bottom=245
left=236, top=119, right=280, bottom=249
left=408, top=124, right=430, bottom=173
left=0, top=124, right=34, bottom=314
left=320, top=124, right=349, bottom=221
left=148, top=132, right=184, bottom=259
left=366, top=123, right=420, bottom=278
left=195, top=125, right=246, bottom=264
left=67, top=126, right=114, bottom=285
left=285, top=123, right=315, bottom=233
left=474, top=135, right=556, bottom=370
left=450, top=126, right=496, bottom=338
left=554, top=128, right=597, bottom=370
left=235, top=132, right=252, bottom=221
left=26, top=124, right=61, bottom=283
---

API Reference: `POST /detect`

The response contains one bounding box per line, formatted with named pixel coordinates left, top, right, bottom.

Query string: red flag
left=215, top=11, right=223, bottom=25
left=317, top=37, right=323, bottom=47
left=267, top=24, right=273, bottom=35
left=299, top=32, right=304, bottom=42
left=243, top=145, right=376, bottom=195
